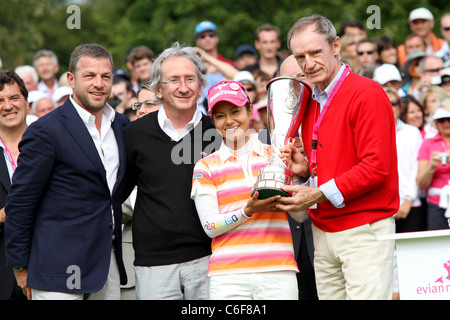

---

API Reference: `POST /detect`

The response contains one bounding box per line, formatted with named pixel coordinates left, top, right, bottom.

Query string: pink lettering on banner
left=416, top=284, right=450, bottom=295
left=416, top=260, right=450, bottom=296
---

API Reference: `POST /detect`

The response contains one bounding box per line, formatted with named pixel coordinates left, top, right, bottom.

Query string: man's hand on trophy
left=244, top=192, right=283, bottom=217
left=280, top=137, right=309, bottom=180
left=276, top=185, right=326, bottom=212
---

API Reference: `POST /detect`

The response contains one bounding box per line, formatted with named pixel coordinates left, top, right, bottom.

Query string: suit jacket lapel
left=0, top=154, right=10, bottom=195
left=111, top=117, right=126, bottom=196
left=60, top=100, right=107, bottom=184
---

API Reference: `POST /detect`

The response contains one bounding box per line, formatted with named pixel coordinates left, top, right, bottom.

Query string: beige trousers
left=312, top=217, right=395, bottom=300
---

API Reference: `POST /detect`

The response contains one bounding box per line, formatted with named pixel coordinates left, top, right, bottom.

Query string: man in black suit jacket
left=0, top=70, right=29, bottom=300
left=5, top=44, right=129, bottom=300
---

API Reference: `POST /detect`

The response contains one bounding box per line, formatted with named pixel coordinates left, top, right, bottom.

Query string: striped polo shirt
left=192, top=137, right=298, bottom=276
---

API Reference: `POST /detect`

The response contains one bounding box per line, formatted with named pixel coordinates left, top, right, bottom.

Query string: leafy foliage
left=2, top=0, right=449, bottom=74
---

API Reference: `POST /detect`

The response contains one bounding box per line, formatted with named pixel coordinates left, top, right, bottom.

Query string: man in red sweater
left=277, top=15, right=399, bottom=299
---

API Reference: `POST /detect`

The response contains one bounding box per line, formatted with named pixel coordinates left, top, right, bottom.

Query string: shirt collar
left=396, top=118, right=405, bottom=129
left=70, top=95, right=116, bottom=126
left=312, top=63, right=346, bottom=102
left=431, top=132, right=446, bottom=142
left=218, top=134, right=265, bottom=163
left=157, top=104, right=203, bottom=131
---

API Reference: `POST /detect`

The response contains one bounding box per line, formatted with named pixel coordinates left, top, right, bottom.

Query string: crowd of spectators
left=1, top=6, right=450, bottom=301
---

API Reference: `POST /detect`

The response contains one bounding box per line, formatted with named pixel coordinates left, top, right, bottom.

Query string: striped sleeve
left=191, top=157, right=217, bottom=197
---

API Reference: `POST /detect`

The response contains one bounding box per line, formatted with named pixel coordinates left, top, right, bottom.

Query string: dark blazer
left=0, top=154, right=14, bottom=300
left=4, top=99, right=128, bottom=294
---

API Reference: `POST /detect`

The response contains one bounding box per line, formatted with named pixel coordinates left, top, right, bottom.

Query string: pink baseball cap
left=207, top=80, right=250, bottom=114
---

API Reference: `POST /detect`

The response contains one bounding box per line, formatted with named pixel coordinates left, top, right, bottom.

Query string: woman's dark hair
left=400, top=95, right=425, bottom=126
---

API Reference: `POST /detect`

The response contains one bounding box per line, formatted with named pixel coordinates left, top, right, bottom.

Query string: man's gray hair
left=14, top=65, right=39, bottom=84
left=149, top=42, right=207, bottom=93
left=33, top=49, right=59, bottom=68
left=287, top=15, right=338, bottom=52
left=32, top=96, right=56, bottom=115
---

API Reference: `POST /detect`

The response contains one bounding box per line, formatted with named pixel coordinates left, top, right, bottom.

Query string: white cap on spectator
left=27, top=90, right=46, bottom=104
left=233, top=71, right=256, bottom=85
left=52, top=86, right=72, bottom=105
left=409, top=8, right=434, bottom=21
left=433, top=107, right=450, bottom=120
left=373, top=64, right=402, bottom=85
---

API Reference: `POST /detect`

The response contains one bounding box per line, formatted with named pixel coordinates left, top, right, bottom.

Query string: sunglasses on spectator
left=357, top=51, right=374, bottom=56
left=424, top=67, right=443, bottom=73
left=442, top=27, right=450, bottom=32
left=436, top=118, right=450, bottom=123
left=411, top=19, right=427, bottom=25
left=390, top=100, right=400, bottom=106
left=197, top=33, right=216, bottom=39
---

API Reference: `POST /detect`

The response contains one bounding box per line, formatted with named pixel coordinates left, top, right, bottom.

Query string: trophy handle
left=284, top=80, right=312, bottom=145
left=253, top=78, right=313, bottom=200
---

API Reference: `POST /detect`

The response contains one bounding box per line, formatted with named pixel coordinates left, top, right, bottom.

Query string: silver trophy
left=252, top=76, right=312, bottom=199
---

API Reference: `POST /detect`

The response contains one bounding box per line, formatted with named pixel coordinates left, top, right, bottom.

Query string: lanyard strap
left=1, top=138, right=17, bottom=171
left=310, top=65, right=350, bottom=170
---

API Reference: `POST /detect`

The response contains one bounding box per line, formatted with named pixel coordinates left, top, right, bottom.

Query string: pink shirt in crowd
left=418, top=133, right=450, bottom=205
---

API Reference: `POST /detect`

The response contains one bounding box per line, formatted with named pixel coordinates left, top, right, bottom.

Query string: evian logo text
left=416, top=260, right=450, bottom=296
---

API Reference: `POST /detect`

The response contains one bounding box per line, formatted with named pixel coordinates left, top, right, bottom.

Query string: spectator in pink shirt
left=417, top=98, right=450, bottom=230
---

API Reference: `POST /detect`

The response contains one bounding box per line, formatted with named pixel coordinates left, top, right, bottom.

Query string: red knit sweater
left=301, top=72, right=399, bottom=232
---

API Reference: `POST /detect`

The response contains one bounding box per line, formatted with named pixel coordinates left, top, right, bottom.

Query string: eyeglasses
left=442, top=27, right=450, bottom=32
left=197, top=33, right=216, bottom=39
left=131, top=100, right=162, bottom=111
left=160, top=77, right=199, bottom=88
left=390, top=100, right=400, bottom=106
left=411, top=19, right=427, bottom=25
left=357, top=51, right=374, bottom=56
left=424, top=67, right=443, bottom=73
left=436, top=118, right=450, bottom=124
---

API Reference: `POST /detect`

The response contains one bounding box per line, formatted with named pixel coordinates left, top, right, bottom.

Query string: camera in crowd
left=439, top=153, right=449, bottom=166
left=108, top=96, right=121, bottom=109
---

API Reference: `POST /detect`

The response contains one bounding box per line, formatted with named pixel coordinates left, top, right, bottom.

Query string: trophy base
left=252, top=187, right=291, bottom=199
left=252, top=163, right=293, bottom=199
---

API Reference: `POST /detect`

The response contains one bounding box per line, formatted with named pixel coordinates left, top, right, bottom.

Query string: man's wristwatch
left=13, top=267, right=25, bottom=272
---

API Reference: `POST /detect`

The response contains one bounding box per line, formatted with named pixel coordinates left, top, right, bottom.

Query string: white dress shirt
left=157, top=105, right=203, bottom=141
left=396, top=119, right=422, bottom=207
left=0, top=140, right=14, bottom=182
left=310, top=64, right=347, bottom=208
left=70, top=96, right=119, bottom=194
left=38, top=78, right=59, bottom=98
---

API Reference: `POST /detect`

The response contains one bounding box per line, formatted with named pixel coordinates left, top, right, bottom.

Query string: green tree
left=2, top=0, right=450, bottom=73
